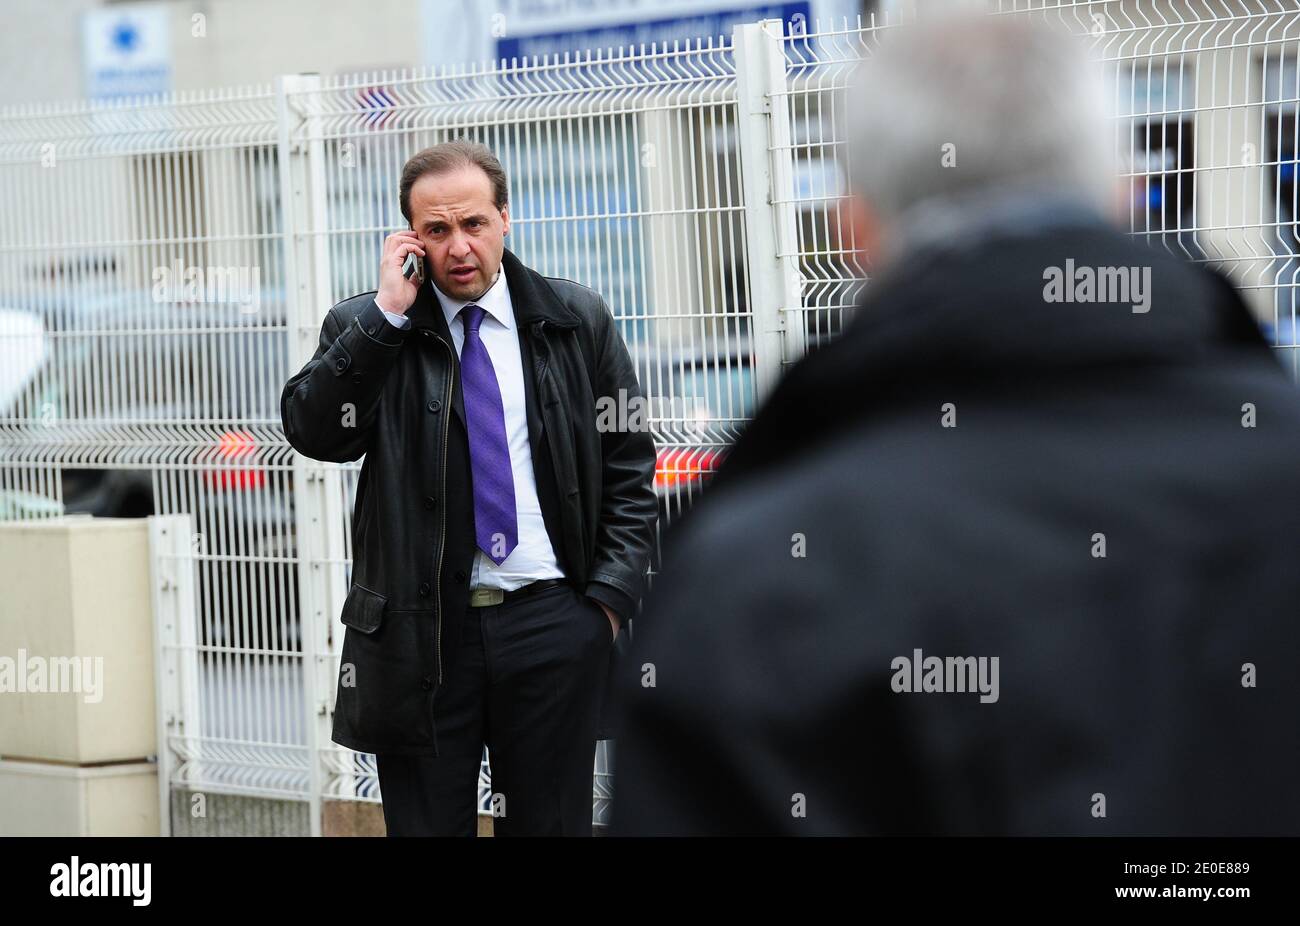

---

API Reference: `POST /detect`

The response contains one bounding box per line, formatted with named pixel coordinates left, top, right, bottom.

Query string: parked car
left=0, top=286, right=299, bottom=651
left=0, top=306, right=57, bottom=519
left=629, top=340, right=752, bottom=571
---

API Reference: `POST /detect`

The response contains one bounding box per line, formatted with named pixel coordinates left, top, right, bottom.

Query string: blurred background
left=0, top=0, right=1298, bottom=836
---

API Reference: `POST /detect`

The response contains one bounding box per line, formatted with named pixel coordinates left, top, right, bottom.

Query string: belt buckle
left=469, top=587, right=504, bottom=607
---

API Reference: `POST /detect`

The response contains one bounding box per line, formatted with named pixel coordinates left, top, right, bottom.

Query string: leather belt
left=468, top=578, right=568, bottom=607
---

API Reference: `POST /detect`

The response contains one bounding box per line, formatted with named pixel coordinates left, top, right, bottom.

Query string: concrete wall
left=0, top=0, right=425, bottom=109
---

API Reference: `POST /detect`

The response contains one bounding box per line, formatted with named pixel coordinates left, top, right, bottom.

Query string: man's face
left=408, top=165, right=509, bottom=301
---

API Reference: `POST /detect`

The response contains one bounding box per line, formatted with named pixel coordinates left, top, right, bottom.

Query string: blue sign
left=497, top=2, right=811, bottom=62
left=82, top=4, right=172, bottom=100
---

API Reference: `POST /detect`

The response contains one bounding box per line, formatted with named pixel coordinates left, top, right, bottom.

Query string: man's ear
left=500, top=205, right=510, bottom=236
left=841, top=193, right=881, bottom=273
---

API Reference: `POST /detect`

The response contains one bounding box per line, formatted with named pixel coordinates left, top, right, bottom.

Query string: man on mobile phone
left=281, top=140, right=657, bottom=836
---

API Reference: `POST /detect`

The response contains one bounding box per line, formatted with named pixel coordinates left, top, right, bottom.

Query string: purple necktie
left=459, top=303, right=517, bottom=565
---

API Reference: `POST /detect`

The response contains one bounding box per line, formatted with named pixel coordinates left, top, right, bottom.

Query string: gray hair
left=845, top=10, right=1114, bottom=234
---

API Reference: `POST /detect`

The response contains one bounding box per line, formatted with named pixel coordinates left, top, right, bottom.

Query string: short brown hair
left=399, top=140, right=508, bottom=224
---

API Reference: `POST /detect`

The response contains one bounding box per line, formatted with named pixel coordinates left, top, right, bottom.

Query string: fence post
left=735, top=18, right=806, bottom=403
left=276, top=73, right=350, bottom=835
left=148, top=513, right=200, bottom=837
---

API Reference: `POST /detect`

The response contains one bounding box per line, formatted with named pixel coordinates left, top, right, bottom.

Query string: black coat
left=612, top=219, right=1300, bottom=835
left=281, top=248, right=657, bottom=755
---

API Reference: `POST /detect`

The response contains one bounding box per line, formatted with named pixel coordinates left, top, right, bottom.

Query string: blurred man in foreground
left=612, top=13, right=1300, bottom=834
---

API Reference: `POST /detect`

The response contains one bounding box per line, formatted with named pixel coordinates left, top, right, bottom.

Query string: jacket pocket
left=333, top=588, right=438, bottom=753
left=340, top=582, right=385, bottom=633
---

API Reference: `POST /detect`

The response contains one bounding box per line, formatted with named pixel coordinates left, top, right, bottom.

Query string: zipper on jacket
left=433, top=334, right=455, bottom=685
left=531, top=320, right=581, bottom=579
left=533, top=320, right=563, bottom=499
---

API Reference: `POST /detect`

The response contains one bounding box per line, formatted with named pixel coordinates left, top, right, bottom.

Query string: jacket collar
left=499, top=247, right=582, bottom=330
left=853, top=218, right=1264, bottom=383
left=712, top=218, right=1272, bottom=490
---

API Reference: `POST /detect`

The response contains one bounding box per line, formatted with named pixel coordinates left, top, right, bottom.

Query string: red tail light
left=206, top=429, right=266, bottom=491
left=655, top=447, right=724, bottom=489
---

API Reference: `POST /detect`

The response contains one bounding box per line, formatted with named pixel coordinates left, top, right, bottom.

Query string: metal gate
left=2, top=1, right=1298, bottom=835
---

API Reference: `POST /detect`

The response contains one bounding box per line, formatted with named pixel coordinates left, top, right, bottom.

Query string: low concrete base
left=323, top=798, right=386, bottom=836
left=160, top=792, right=602, bottom=836
left=322, top=799, right=492, bottom=835
left=0, top=758, right=159, bottom=836
left=168, top=789, right=310, bottom=836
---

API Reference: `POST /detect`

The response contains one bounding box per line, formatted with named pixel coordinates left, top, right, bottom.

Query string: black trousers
left=375, top=581, right=613, bottom=836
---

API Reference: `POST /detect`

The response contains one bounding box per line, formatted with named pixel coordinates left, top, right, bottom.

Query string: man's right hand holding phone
left=376, top=231, right=426, bottom=316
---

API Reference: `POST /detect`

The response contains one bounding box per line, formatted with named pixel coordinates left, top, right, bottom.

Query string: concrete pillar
left=0, top=517, right=159, bottom=835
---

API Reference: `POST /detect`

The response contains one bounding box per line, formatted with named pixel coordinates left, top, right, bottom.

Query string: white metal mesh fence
left=0, top=39, right=753, bottom=833
left=2, top=1, right=1298, bottom=835
left=771, top=1, right=1300, bottom=376
left=0, top=89, right=310, bottom=822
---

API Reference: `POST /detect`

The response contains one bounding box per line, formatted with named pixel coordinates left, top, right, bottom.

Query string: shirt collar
left=431, top=266, right=513, bottom=332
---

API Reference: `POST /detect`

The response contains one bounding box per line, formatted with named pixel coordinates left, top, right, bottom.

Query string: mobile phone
left=402, top=249, right=424, bottom=285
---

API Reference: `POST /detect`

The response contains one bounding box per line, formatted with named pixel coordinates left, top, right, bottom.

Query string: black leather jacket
left=281, top=248, right=657, bottom=755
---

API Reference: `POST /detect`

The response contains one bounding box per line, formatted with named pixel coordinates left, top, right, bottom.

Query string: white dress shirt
left=376, top=272, right=565, bottom=591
